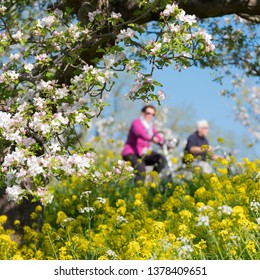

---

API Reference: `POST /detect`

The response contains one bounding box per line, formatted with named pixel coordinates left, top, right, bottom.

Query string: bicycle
left=149, top=130, right=182, bottom=182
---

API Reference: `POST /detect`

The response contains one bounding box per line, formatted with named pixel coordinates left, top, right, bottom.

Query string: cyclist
left=183, top=120, right=220, bottom=173
left=122, top=105, right=167, bottom=183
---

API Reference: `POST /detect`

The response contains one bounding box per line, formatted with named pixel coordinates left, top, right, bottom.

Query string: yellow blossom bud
left=35, top=205, right=43, bottom=213
left=0, top=215, right=7, bottom=225
left=14, top=220, right=21, bottom=226
left=30, top=212, right=38, bottom=220
left=134, top=199, right=142, bottom=207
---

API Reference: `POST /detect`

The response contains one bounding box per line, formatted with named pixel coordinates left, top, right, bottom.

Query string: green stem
left=47, top=231, right=58, bottom=259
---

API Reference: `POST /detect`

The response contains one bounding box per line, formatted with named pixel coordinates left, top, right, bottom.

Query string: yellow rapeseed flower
left=134, top=199, right=142, bottom=207
left=14, top=220, right=21, bottom=226
left=217, top=138, right=225, bottom=144
left=116, top=199, right=127, bottom=215
left=63, top=198, right=72, bottom=207
left=0, top=215, right=7, bottom=225
left=194, top=187, right=206, bottom=199
left=217, top=168, right=228, bottom=175
left=30, top=212, right=38, bottom=220
left=221, top=158, right=228, bottom=166
left=183, top=153, right=194, bottom=163
left=179, top=210, right=192, bottom=220
left=196, top=202, right=205, bottom=209
left=194, top=239, right=207, bottom=250
left=35, top=205, right=43, bottom=213
left=246, top=240, right=256, bottom=253
left=56, top=211, right=68, bottom=225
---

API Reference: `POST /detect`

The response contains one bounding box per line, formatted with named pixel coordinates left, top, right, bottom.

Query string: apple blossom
left=37, top=16, right=56, bottom=28
left=0, top=2, right=217, bottom=204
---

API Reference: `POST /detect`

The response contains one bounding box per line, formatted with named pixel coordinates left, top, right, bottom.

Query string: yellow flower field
left=0, top=146, right=259, bottom=260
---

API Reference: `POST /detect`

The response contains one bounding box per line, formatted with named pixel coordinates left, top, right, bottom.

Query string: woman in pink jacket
left=122, top=105, right=166, bottom=183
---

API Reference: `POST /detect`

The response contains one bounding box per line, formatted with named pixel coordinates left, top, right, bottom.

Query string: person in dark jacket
left=183, top=120, right=220, bottom=173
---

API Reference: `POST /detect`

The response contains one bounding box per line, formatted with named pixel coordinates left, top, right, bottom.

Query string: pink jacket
left=122, top=118, right=164, bottom=157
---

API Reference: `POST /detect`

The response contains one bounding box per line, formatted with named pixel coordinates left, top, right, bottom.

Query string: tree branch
left=177, top=0, right=260, bottom=19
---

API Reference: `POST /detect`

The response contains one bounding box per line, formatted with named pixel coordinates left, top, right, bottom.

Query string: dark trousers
left=123, top=151, right=167, bottom=183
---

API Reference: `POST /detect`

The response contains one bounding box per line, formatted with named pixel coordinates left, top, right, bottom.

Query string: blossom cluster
left=0, top=2, right=214, bottom=203
left=202, top=15, right=259, bottom=141
left=232, top=87, right=260, bottom=141
left=114, top=3, right=215, bottom=101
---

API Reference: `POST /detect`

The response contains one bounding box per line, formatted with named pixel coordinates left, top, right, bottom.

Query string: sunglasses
left=145, top=111, right=155, bottom=116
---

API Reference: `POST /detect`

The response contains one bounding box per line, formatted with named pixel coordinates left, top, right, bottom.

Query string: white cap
left=197, top=120, right=209, bottom=129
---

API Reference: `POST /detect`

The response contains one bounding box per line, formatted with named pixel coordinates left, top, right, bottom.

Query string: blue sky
left=105, top=64, right=259, bottom=160
left=153, top=65, right=259, bottom=159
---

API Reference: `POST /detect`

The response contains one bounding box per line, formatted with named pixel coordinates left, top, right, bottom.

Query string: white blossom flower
left=37, top=188, right=54, bottom=205
left=168, top=23, right=180, bottom=33
left=35, top=53, right=48, bottom=62
left=197, top=215, right=210, bottom=226
left=116, top=215, right=128, bottom=223
left=0, top=111, right=11, bottom=129
left=67, top=24, right=80, bottom=39
left=49, top=143, right=61, bottom=152
left=30, top=113, right=51, bottom=135
left=96, top=197, right=106, bottom=204
left=158, top=90, right=165, bottom=100
left=10, top=53, right=21, bottom=61
left=88, top=9, right=101, bottom=22
left=81, top=190, right=92, bottom=198
left=103, top=55, right=116, bottom=68
left=51, top=113, right=69, bottom=127
left=27, top=156, right=44, bottom=175
left=250, top=200, right=260, bottom=212
left=12, top=30, right=23, bottom=41
left=161, top=4, right=177, bottom=17
left=61, top=217, right=75, bottom=228
left=177, top=10, right=186, bottom=21
left=116, top=28, right=135, bottom=41
left=6, top=185, right=23, bottom=202
left=55, top=87, right=69, bottom=99
left=24, top=63, right=34, bottom=71
left=182, top=14, right=197, bottom=25
left=33, top=97, right=46, bottom=109
left=16, top=168, right=27, bottom=178
left=218, top=205, right=233, bottom=215
left=75, top=112, right=86, bottom=123
left=0, top=5, right=7, bottom=13
left=22, top=137, right=36, bottom=147
left=37, top=16, right=55, bottom=28
left=78, top=207, right=95, bottom=213
left=177, top=244, right=193, bottom=258
left=7, top=131, right=23, bottom=143
left=111, top=11, right=121, bottom=19
left=93, top=171, right=101, bottom=178
left=3, top=148, right=26, bottom=167
left=69, top=154, right=91, bottom=171
left=106, top=249, right=118, bottom=259
left=150, top=42, right=162, bottom=54
left=0, top=32, right=8, bottom=43
left=6, top=70, right=20, bottom=81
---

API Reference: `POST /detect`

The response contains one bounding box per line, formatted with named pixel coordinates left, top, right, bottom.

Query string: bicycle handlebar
left=153, top=130, right=180, bottom=149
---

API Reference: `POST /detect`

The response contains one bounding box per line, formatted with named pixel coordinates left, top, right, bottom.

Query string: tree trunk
left=0, top=189, right=43, bottom=234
